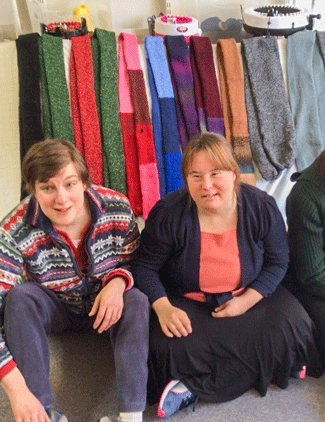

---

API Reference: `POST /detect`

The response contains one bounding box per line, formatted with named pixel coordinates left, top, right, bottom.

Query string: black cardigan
left=131, top=184, right=289, bottom=306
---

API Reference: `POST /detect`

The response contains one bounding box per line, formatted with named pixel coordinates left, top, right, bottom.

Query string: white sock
left=119, top=411, right=143, bottom=422
left=171, top=381, right=188, bottom=393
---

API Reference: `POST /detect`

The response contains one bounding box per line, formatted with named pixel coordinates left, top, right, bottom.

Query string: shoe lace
left=179, top=395, right=199, bottom=412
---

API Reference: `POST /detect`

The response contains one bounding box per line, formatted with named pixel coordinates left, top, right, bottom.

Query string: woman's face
left=186, top=150, right=236, bottom=215
left=34, top=161, right=87, bottom=230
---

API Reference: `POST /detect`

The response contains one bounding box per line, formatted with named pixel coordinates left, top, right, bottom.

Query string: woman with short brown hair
left=0, top=139, right=149, bottom=422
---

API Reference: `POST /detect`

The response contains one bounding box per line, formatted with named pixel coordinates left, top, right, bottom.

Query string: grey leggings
left=4, top=283, right=149, bottom=412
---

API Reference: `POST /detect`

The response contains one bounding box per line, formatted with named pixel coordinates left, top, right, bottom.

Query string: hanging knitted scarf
left=16, top=33, right=44, bottom=199
left=287, top=31, right=325, bottom=171
left=165, top=35, right=200, bottom=150
left=241, top=36, right=295, bottom=181
left=39, top=34, right=74, bottom=144
left=91, top=29, right=127, bottom=195
left=189, top=36, right=224, bottom=136
left=118, top=33, right=160, bottom=219
left=70, top=34, right=104, bottom=186
left=145, top=39, right=166, bottom=197
left=16, top=34, right=44, bottom=159
left=216, top=38, right=255, bottom=186
left=145, top=36, right=184, bottom=197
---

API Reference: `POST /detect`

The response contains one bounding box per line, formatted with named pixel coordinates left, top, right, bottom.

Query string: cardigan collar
left=290, top=161, right=325, bottom=195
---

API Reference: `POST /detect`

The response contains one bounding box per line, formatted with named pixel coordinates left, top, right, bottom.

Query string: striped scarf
left=118, top=33, right=160, bottom=219
left=189, top=36, right=224, bottom=135
left=165, top=35, right=200, bottom=149
left=217, top=38, right=255, bottom=185
left=145, top=36, right=183, bottom=197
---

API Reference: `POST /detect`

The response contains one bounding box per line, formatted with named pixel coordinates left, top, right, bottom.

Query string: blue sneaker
left=157, top=380, right=198, bottom=419
left=44, top=406, right=69, bottom=422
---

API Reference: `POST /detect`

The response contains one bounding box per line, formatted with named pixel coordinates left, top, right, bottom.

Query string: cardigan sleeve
left=131, top=199, right=177, bottom=304
left=0, top=227, right=25, bottom=379
left=246, top=193, right=289, bottom=297
left=102, top=205, right=140, bottom=291
left=286, top=182, right=325, bottom=299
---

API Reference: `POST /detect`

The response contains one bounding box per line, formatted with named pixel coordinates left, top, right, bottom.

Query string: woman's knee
left=5, top=283, right=40, bottom=312
left=4, top=282, right=59, bottom=322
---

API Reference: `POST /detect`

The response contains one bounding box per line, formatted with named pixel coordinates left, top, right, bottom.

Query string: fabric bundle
left=189, top=36, right=224, bottom=135
left=118, top=33, right=160, bottom=219
left=39, top=34, right=74, bottom=144
left=92, top=29, right=127, bottom=194
left=145, top=36, right=184, bottom=197
left=217, top=38, right=255, bottom=185
left=165, top=35, right=200, bottom=149
left=242, top=36, right=295, bottom=180
left=16, top=33, right=44, bottom=161
left=287, top=30, right=325, bottom=171
left=70, top=34, right=104, bottom=186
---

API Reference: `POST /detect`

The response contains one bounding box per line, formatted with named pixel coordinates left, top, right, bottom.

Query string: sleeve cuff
left=102, top=269, right=134, bottom=291
left=0, top=359, right=17, bottom=381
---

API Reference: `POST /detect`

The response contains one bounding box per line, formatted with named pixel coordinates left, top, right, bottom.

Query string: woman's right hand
left=1, top=367, right=50, bottom=422
left=152, top=297, right=192, bottom=338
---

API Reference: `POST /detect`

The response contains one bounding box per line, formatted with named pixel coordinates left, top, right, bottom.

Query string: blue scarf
left=145, top=36, right=183, bottom=196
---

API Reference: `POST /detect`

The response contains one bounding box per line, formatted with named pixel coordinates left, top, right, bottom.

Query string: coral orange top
left=185, top=230, right=241, bottom=302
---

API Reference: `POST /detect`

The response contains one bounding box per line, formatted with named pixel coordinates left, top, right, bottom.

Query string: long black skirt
left=147, top=285, right=324, bottom=405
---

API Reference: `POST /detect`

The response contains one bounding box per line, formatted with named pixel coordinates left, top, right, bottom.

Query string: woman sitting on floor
left=131, top=132, right=324, bottom=419
left=286, top=149, right=325, bottom=354
left=0, top=139, right=149, bottom=422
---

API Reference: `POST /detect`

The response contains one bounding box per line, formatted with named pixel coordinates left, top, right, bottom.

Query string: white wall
left=5, top=0, right=324, bottom=34
left=33, top=0, right=291, bottom=30
left=45, top=0, right=166, bottom=31
left=0, top=41, right=20, bottom=220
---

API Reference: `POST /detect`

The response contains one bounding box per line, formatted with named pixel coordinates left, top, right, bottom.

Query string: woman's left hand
left=212, top=288, right=263, bottom=318
left=89, top=277, right=126, bottom=333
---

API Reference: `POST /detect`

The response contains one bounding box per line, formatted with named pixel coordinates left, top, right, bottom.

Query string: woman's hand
left=152, top=297, right=192, bottom=338
left=2, top=367, right=50, bottom=422
left=89, top=277, right=126, bottom=333
left=212, top=288, right=263, bottom=318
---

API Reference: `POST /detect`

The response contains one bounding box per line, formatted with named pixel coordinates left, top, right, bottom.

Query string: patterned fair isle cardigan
left=0, top=185, right=139, bottom=379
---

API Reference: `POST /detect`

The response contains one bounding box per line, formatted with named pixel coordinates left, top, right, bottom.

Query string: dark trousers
left=288, top=284, right=325, bottom=354
left=3, top=282, right=149, bottom=412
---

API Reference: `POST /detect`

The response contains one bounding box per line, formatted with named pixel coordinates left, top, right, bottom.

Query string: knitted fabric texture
left=16, top=34, right=44, bottom=159
left=165, top=35, right=200, bottom=150
left=286, top=162, right=325, bottom=298
left=287, top=31, right=325, bottom=171
left=92, top=29, right=127, bottom=194
left=217, top=38, right=255, bottom=185
left=70, top=34, right=104, bottom=186
left=242, top=36, right=295, bottom=180
left=0, top=186, right=139, bottom=377
left=16, top=33, right=44, bottom=199
left=189, top=36, right=224, bottom=135
left=146, top=41, right=166, bottom=197
left=118, top=33, right=160, bottom=219
left=145, top=36, right=184, bottom=197
left=39, top=34, right=74, bottom=144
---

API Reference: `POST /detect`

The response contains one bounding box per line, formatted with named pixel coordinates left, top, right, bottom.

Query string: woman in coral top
left=132, top=132, right=323, bottom=419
